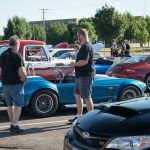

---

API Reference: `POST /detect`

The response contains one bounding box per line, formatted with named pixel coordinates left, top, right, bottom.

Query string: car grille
left=74, top=126, right=111, bottom=149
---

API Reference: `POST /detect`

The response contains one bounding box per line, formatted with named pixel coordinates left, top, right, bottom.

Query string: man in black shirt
left=69, top=29, right=95, bottom=122
left=0, top=35, right=27, bottom=133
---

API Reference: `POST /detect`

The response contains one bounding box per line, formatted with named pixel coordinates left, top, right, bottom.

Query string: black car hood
left=77, top=97, right=150, bottom=137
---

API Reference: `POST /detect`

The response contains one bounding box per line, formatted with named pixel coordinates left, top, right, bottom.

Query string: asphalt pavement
left=0, top=107, right=77, bottom=150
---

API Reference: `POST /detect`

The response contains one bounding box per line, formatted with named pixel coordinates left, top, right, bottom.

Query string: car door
left=92, top=78, right=117, bottom=104
left=57, top=82, right=75, bottom=105
left=23, top=45, right=57, bottom=81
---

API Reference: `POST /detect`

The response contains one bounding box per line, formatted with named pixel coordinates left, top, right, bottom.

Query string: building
left=30, top=18, right=79, bottom=28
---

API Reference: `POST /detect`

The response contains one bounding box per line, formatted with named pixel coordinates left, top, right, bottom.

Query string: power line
left=44, top=0, right=118, bottom=11
left=49, top=3, right=101, bottom=10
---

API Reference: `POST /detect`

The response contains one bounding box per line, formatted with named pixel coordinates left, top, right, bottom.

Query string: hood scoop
left=104, top=106, right=139, bottom=118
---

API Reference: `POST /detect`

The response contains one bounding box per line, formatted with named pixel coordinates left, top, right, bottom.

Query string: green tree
left=78, top=18, right=98, bottom=43
left=31, top=24, right=46, bottom=41
left=94, top=5, right=126, bottom=43
left=135, top=17, right=148, bottom=46
left=145, top=16, right=150, bottom=46
left=0, top=35, right=3, bottom=41
left=67, top=23, right=78, bottom=44
left=3, top=16, right=32, bottom=40
left=123, top=13, right=138, bottom=41
left=46, top=22, right=69, bottom=45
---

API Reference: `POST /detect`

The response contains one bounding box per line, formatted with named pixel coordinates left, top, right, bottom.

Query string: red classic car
left=106, top=55, right=150, bottom=91
left=0, top=40, right=73, bottom=81
left=54, top=42, right=69, bottom=48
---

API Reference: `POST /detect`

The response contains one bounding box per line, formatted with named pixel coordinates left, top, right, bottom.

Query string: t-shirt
left=0, top=47, right=24, bottom=85
left=75, top=42, right=95, bottom=78
left=126, top=44, right=131, bottom=50
left=110, top=44, right=118, bottom=51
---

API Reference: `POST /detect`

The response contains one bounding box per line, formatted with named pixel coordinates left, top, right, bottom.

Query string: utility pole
left=32, top=21, right=35, bottom=40
left=40, top=9, right=50, bottom=43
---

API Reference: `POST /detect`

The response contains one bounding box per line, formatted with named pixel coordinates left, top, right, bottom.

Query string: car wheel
left=118, top=85, right=141, bottom=101
left=145, top=74, right=150, bottom=91
left=28, top=90, right=58, bottom=117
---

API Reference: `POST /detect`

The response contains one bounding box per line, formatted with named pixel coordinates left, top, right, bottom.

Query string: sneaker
left=68, top=116, right=78, bottom=123
left=9, top=124, right=24, bottom=133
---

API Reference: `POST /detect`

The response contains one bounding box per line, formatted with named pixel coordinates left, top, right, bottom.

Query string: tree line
left=1, top=5, right=150, bottom=47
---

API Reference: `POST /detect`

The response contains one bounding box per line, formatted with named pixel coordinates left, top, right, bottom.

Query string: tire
left=28, top=90, right=58, bottom=117
left=117, top=85, right=141, bottom=101
left=144, top=74, right=150, bottom=91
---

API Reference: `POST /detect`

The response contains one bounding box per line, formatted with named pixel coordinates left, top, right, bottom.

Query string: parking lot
left=0, top=107, right=77, bottom=150
left=0, top=50, right=149, bottom=150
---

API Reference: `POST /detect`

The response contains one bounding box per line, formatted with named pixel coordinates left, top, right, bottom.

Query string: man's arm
left=70, top=60, right=87, bottom=67
left=19, top=66, right=27, bottom=83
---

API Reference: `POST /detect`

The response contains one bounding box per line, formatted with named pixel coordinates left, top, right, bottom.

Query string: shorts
left=3, top=84, right=24, bottom=107
left=74, top=76, right=93, bottom=99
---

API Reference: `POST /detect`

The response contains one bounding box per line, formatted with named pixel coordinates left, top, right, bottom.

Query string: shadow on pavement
left=0, top=107, right=80, bottom=123
left=0, top=123, right=70, bottom=138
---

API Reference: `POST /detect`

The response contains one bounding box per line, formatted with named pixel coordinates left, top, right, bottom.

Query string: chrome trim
left=63, top=101, right=112, bottom=108
left=25, top=63, right=35, bottom=76
left=75, top=126, right=109, bottom=140
left=81, top=132, right=90, bottom=139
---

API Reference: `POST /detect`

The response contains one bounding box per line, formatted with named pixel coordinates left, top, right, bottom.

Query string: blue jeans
left=3, top=84, right=24, bottom=107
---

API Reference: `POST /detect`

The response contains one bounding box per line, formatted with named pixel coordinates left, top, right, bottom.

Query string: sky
left=0, top=0, right=150, bottom=35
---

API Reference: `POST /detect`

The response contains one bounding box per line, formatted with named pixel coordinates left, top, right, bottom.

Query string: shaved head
left=77, top=28, right=89, bottom=44
left=77, top=28, right=88, bottom=37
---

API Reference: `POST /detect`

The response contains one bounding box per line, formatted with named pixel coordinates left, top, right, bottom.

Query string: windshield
left=125, top=55, right=149, bottom=63
left=0, top=46, right=9, bottom=55
left=58, top=52, right=76, bottom=59
left=58, top=53, right=69, bottom=59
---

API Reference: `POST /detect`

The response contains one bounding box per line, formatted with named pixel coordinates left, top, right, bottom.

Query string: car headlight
left=106, top=136, right=150, bottom=150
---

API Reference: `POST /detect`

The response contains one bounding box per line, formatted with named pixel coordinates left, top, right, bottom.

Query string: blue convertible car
left=0, top=74, right=146, bottom=117
left=94, top=56, right=113, bottom=74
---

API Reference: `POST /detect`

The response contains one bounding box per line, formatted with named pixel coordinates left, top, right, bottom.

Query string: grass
left=102, top=47, right=150, bottom=57
left=104, top=47, right=150, bottom=52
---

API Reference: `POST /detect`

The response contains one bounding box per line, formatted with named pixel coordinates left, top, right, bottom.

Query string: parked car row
left=107, top=55, right=150, bottom=91
left=51, top=51, right=113, bottom=74
left=0, top=39, right=147, bottom=116
left=0, top=71, right=146, bottom=117
left=0, top=39, right=150, bottom=149
left=0, top=40, right=74, bottom=82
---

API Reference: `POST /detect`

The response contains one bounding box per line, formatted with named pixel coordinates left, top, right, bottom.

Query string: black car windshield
left=125, top=55, right=149, bottom=63
left=0, top=46, right=9, bottom=55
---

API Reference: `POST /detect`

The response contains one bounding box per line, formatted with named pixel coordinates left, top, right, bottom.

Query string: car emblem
left=81, top=132, right=90, bottom=139
left=107, top=87, right=114, bottom=94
